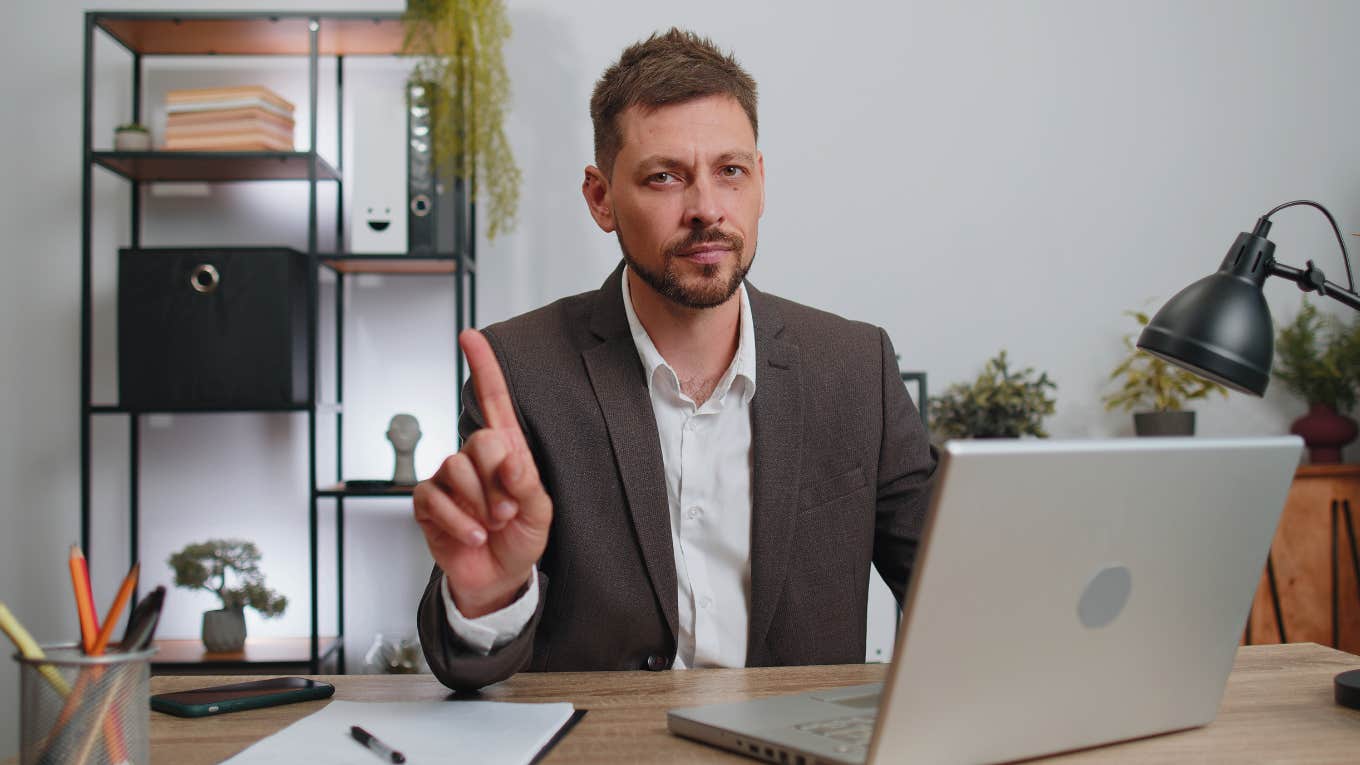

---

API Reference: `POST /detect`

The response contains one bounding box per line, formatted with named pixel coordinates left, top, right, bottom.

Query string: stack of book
left=163, top=85, right=296, bottom=152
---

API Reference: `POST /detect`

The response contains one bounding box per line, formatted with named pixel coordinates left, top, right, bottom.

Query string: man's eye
left=650, top=172, right=674, bottom=183
left=721, top=166, right=745, bottom=178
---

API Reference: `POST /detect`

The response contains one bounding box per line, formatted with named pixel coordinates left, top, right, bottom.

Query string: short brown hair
left=590, top=28, right=758, bottom=179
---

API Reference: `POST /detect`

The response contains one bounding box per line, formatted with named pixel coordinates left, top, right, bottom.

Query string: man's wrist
left=448, top=573, right=533, bottom=619
left=441, top=570, right=539, bottom=655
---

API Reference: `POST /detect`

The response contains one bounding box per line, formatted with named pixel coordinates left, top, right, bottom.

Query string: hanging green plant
left=403, top=0, right=521, bottom=239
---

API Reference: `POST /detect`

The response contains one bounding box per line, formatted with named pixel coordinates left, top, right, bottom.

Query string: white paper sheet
left=221, top=699, right=576, bottom=765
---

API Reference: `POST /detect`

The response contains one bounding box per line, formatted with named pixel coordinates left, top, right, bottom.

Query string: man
left=414, top=28, right=935, bottom=692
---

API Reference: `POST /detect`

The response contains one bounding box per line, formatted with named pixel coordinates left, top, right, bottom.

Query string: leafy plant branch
left=168, top=539, right=287, bottom=617
left=930, top=350, right=1057, bottom=439
left=1274, top=300, right=1360, bottom=410
left=1103, top=310, right=1228, bottom=413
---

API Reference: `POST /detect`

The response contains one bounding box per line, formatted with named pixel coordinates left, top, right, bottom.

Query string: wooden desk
left=10, top=644, right=1359, bottom=764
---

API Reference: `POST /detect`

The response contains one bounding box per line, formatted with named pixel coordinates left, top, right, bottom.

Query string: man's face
left=583, top=95, right=765, bottom=309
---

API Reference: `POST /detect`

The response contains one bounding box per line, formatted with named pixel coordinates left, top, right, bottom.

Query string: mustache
left=663, top=227, right=744, bottom=259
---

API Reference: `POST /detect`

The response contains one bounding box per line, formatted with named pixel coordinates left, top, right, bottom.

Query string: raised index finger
left=459, top=329, right=520, bottom=433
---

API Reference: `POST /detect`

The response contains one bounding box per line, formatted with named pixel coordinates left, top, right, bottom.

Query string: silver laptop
left=668, top=437, right=1302, bottom=764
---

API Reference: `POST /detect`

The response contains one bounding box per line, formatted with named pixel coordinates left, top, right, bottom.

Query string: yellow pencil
left=70, top=674, right=123, bottom=765
left=0, top=601, right=71, bottom=695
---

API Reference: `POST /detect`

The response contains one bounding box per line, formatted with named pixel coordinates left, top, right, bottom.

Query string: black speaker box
left=118, top=248, right=310, bottom=409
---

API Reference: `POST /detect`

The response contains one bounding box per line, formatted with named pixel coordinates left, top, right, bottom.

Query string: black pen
left=350, top=725, right=406, bottom=764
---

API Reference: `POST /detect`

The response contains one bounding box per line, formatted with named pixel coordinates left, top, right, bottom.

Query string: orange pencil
left=68, top=545, right=100, bottom=654
left=90, top=562, right=138, bottom=656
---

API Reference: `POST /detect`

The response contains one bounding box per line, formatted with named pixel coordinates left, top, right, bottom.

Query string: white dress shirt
left=442, top=268, right=758, bottom=668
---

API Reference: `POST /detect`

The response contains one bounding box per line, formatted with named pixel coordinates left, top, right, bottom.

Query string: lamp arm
left=1259, top=199, right=1356, bottom=292
left=1269, top=261, right=1360, bottom=312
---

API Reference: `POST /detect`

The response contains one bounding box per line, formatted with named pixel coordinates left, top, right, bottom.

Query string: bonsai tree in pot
left=169, top=539, right=287, bottom=653
left=1273, top=300, right=1360, bottom=463
left=1103, top=310, right=1229, bottom=436
left=930, top=350, right=1057, bottom=440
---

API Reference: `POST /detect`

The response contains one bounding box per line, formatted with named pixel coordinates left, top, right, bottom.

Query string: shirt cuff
left=441, top=569, right=539, bottom=655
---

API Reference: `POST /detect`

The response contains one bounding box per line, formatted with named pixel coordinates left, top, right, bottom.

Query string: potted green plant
left=168, top=539, right=287, bottom=653
left=1103, top=310, right=1229, bottom=436
left=403, top=0, right=521, bottom=239
left=1273, top=300, right=1360, bottom=463
left=930, top=350, right=1057, bottom=439
left=113, top=122, right=151, bottom=151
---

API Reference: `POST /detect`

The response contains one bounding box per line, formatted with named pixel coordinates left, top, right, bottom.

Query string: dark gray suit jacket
left=417, top=264, right=936, bottom=691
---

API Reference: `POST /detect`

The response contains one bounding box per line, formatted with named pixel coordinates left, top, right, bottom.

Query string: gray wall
left=4, top=0, right=1359, bottom=757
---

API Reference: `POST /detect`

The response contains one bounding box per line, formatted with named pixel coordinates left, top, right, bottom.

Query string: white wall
left=489, top=0, right=1360, bottom=434
left=5, top=0, right=1360, bottom=757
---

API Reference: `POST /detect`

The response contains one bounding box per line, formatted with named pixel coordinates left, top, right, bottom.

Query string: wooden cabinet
left=1246, top=464, right=1360, bottom=652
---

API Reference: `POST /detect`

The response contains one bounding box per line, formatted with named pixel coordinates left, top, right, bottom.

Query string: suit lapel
left=745, top=286, right=803, bottom=663
left=582, top=265, right=679, bottom=641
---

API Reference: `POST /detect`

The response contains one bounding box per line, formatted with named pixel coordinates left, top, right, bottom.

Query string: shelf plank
left=90, top=403, right=310, bottom=415
left=95, top=13, right=409, bottom=57
left=93, top=151, right=339, bottom=182
left=317, top=482, right=417, bottom=498
left=152, top=637, right=340, bottom=666
left=320, top=255, right=463, bottom=275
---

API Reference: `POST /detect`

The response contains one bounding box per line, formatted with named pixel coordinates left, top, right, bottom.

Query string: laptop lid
left=869, top=436, right=1302, bottom=764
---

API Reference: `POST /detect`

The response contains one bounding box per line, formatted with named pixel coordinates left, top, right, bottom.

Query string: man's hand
left=413, top=329, right=552, bottom=618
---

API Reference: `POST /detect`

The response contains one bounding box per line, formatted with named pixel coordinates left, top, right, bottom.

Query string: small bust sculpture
left=386, top=414, right=422, bottom=485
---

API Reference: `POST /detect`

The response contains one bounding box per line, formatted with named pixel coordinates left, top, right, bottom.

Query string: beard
left=617, top=224, right=755, bottom=310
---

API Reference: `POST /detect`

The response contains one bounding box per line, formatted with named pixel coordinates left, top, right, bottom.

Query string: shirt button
left=646, top=654, right=668, bottom=671
left=687, top=506, right=703, bottom=521
left=700, top=596, right=713, bottom=610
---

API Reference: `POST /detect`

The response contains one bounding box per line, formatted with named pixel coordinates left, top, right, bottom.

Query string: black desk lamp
left=1136, top=200, right=1360, bottom=397
left=1135, top=199, right=1360, bottom=708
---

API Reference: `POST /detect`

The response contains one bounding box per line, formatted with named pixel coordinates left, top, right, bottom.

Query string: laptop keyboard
left=795, top=715, right=876, bottom=745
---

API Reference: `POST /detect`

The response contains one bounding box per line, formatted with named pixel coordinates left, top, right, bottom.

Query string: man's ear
left=757, top=150, right=766, bottom=218
left=582, top=165, right=615, bottom=233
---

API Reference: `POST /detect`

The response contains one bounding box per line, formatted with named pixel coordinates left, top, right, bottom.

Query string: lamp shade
left=1136, top=232, right=1275, bottom=396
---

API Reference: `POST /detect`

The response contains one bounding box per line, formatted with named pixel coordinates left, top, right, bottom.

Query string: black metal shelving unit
left=80, top=10, right=475, bottom=674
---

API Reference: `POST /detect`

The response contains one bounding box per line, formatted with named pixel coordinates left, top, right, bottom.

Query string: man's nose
left=683, top=175, right=723, bottom=228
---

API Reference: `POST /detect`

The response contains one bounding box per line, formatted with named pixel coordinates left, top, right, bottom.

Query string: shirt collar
left=621, top=266, right=757, bottom=406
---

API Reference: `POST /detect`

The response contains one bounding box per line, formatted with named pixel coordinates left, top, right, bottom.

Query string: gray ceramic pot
left=1133, top=410, right=1195, bottom=437
left=202, top=608, right=246, bottom=653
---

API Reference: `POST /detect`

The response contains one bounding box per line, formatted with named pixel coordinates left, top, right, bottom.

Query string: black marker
left=120, top=586, right=165, bottom=651
left=350, top=725, right=406, bottom=764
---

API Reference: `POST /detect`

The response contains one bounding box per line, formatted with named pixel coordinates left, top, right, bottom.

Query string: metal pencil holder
left=14, top=643, right=155, bottom=765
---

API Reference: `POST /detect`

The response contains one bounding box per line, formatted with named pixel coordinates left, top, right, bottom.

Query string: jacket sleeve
left=415, top=328, right=546, bottom=691
left=417, top=564, right=549, bottom=691
left=871, top=327, right=939, bottom=605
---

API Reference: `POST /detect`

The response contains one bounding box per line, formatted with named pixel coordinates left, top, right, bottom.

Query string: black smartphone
left=151, top=677, right=335, bottom=717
